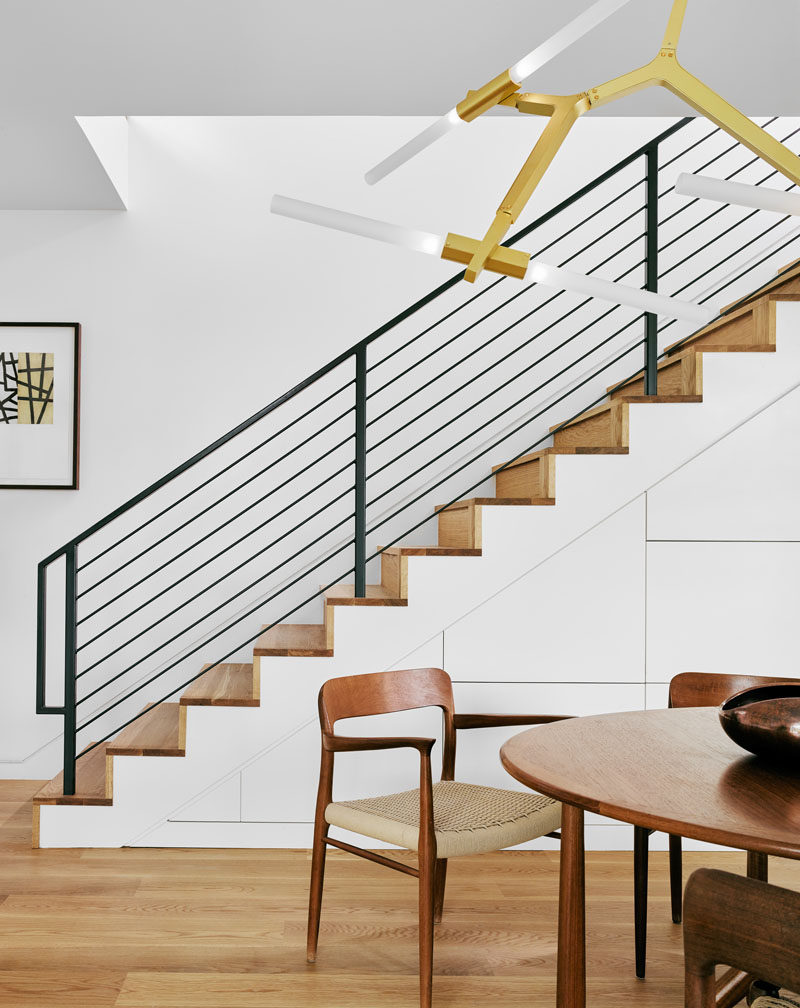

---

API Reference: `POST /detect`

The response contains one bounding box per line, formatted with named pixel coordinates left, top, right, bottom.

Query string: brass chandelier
left=428, top=0, right=800, bottom=283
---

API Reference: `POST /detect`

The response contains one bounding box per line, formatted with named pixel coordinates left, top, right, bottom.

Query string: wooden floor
left=2, top=781, right=799, bottom=1007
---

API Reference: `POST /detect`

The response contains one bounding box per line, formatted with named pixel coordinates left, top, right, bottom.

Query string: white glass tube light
left=675, top=173, right=800, bottom=217
left=270, top=195, right=446, bottom=256
left=528, top=261, right=716, bottom=324
left=365, top=0, right=634, bottom=185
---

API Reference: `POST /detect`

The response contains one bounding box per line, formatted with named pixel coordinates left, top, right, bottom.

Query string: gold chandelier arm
left=586, top=59, right=668, bottom=108
left=661, top=62, right=800, bottom=186
left=436, top=0, right=800, bottom=287
left=445, top=93, right=590, bottom=283
left=661, top=0, right=689, bottom=50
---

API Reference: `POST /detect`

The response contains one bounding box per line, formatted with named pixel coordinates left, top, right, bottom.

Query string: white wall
left=3, top=113, right=799, bottom=793
left=0, top=114, right=672, bottom=772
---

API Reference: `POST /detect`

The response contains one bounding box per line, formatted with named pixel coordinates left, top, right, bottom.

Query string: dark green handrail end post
left=354, top=347, right=367, bottom=598
left=63, top=546, right=78, bottom=796
left=645, top=142, right=660, bottom=397
left=35, top=561, right=48, bottom=714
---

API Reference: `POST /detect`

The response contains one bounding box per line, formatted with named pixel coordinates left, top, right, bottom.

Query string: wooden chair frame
left=633, top=671, right=800, bottom=979
left=307, top=667, right=570, bottom=1008
left=684, top=868, right=800, bottom=1008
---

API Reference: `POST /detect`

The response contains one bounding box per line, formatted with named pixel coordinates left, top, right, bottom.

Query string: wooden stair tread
left=435, top=496, right=554, bottom=512
left=611, top=393, right=702, bottom=403
left=324, top=584, right=407, bottom=606
left=606, top=350, right=702, bottom=401
left=720, top=258, right=800, bottom=313
left=491, top=444, right=630, bottom=475
left=548, top=400, right=615, bottom=432
left=491, top=449, right=559, bottom=473
left=664, top=301, right=777, bottom=357
left=254, top=623, right=332, bottom=657
left=106, top=703, right=185, bottom=757
left=32, top=743, right=111, bottom=806
left=181, top=663, right=258, bottom=706
left=380, top=545, right=482, bottom=557
left=607, top=352, right=684, bottom=387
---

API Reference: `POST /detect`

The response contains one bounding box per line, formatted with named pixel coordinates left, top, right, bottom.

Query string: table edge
left=500, top=741, right=800, bottom=862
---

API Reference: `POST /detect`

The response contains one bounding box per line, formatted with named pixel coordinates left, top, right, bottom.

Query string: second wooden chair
left=633, top=671, right=799, bottom=978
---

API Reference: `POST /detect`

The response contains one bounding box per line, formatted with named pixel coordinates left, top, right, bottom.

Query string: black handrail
left=39, top=117, right=692, bottom=565
left=37, top=114, right=800, bottom=798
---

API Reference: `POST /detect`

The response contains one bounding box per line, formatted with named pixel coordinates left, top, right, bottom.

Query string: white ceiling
left=1, top=0, right=798, bottom=117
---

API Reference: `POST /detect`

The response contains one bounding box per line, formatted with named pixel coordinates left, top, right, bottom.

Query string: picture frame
left=0, top=322, right=81, bottom=489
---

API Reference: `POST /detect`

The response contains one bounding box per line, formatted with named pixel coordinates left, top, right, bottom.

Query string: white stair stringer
left=37, top=302, right=800, bottom=848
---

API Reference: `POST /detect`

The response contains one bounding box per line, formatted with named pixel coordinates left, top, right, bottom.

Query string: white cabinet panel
left=648, top=384, right=800, bottom=542
left=646, top=541, right=800, bottom=681
left=444, top=498, right=646, bottom=683
left=171, top=774, right=241, bottom=822
left=645, top=683, right=670, bottom=709
left=451, top=682, right=645, bottom=797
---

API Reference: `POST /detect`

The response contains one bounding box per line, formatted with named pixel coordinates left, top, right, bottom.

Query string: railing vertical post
left=63, top=545, right=78, bottom=796
left=35, top=562, right=47, bottom=714
left=354, top=346, right=367, bottom=598
left=644, top=143, right=659, bottom=396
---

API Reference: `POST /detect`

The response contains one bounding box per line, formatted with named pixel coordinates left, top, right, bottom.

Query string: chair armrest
left=684, top=869, right=800, bottom=995
left=322, top=733, right=436, bottom=755
left=323, top=732, right=438, bottom=855
left=453, top=713, right=574, bottom=730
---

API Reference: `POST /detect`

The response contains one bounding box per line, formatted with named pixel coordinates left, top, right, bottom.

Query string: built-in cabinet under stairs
left=31, top=259, right=800, bottom=848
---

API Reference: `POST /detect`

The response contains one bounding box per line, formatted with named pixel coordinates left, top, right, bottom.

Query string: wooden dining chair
left=307, top=666, right=570, bottom=1008
left=633, top=671, right=800, bottom=979
left=684, top=868, right=800, bottom=1008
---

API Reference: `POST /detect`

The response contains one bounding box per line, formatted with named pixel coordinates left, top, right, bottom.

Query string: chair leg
left=433, top=859, right=448, bottom=924
left=419, top=851, right=436, bottom=1008
left=633, top=825, right=649, bottom=979
left=747, top=850, right=768, bottom=882
left=306, top=822, right=329, bottom=963
left=669, top=834, right=683, bottom=924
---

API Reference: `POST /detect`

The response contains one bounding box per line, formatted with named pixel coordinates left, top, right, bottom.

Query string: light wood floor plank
left=0, top=781, right=798, bottom=1007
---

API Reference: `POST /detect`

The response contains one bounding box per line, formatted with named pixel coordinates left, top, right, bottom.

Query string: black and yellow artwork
left=0, top=351, right=54, bottom=425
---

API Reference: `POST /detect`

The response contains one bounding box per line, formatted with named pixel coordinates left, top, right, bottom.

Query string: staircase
left=31, top=116, right=800, bottom=847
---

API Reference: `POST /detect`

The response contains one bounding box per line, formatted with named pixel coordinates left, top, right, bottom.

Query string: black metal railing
left=36, top=115, right=800, bottom=794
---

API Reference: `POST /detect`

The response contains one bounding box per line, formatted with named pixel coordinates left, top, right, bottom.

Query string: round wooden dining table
left=500, top=707, right=800, bottom=1008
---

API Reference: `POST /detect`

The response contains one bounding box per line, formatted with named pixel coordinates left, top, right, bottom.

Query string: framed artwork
left=0, top=322, right=81, bottom=489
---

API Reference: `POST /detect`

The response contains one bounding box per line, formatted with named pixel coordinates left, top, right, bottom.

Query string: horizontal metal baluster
left=78, top=420, right=355, bottom=599
left=660, top=177, right=798, bottom=279
left=77, top=496, right=356, bottom=679
left=658, top=120, right=791, bottom=225
left=77, top=380, right=355, bottom=572
left=658, top=124, right=722, bottom=172
left=76, top=557, right=357, bottom=733
left=661, top=232, right=800, bottom=358
left=369, top=208, right=648, bottom=406
left=659, top=130, right=800, bottom=251
left=670, top=215, right=794, bottom=299
left=373, top=309, right=641, bottom=483
left=77, top=454, right=354, bottom=621
left=368, top=278, right=507, bottom=374
left=368, top=253, right=646, bottom=439
left=368, top=320, right=645, bottom=508
left=367, top=339, right=646, bottom=537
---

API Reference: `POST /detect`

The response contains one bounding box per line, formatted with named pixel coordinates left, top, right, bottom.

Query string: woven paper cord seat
left=325, top=779, right=561, bottom=858
left=752, top=999, right=800, bottom=1008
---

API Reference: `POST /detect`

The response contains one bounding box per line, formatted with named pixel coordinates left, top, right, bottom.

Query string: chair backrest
left=318, top=667, right=455, bottom=734
left=669, top=671, right=800, bottom=709
left=684, top=869, right=800, bottom=1004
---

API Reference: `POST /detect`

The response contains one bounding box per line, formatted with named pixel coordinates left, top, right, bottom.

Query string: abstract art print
left=0, top=352, right=18, bottom=424
left=18, top=352, right=55, bottom=425
left=0, top=324, right=80, bottom=488
left=1, top=352, right=55, bottom=425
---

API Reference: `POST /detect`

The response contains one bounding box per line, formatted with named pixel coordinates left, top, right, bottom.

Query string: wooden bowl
left=719, top=683, right=800, bottom=764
